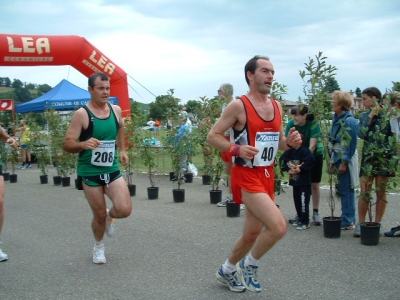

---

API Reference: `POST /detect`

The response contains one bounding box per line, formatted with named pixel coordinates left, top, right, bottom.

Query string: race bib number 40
left=253, top=132, right=279, bottom=166
left=91, top=140, right=116, bottom=167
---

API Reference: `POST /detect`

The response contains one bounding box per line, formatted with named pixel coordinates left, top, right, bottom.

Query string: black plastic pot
left=147, top=187, right=159, bottom=200
left=184, top=173, right=193, bottom=183
left=360, top=222, right=380, bottom=246
left=173, top=189, right=185, bottom=203
left=53, top=176, right=61, bottom=186
left=209, top=190, right=222, bottom=204
left=169, top=172, right=176, bottom=181
left=226, top=202, right=240, bottom=217
left=2, top=172, right=10, bottom=181
left=75, top=176, right=83, bottom=190
left=128, top=184, right=136, bottom=196
left=9, top=174, right=17, bottom=183
left=202, top=175, right=211, bottom=185
left=40, top=174, right=48, bottom=184
left=323, top=216, right=342, bottom=239
left=61, top=177, right=70, bottom=187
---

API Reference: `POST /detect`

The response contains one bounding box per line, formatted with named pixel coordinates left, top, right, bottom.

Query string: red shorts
left=221, top=136, right=232, bottom=163
left=231, top=165, right=275, bottom=204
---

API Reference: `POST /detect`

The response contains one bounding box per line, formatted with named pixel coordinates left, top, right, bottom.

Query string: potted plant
left=183, top=129, right=198, bottom=183
left=8, top=147, right=19, bottom=183
left=194, top=96, right=222, bottom=186
left=58, top=150, right=77, bottom=187
left=44, top=108, right=64, bottom=185
left=0, top=141, right=10, bottom=181
left=209, top=149, right=224, bottom=204
left=169, top=124, right=190, bottom=203
left=141, top=130, right=159, bottom=199
left=28, top=120, right=50, bottom=184
left=299, top=52, right=342, bottom=238
left=124, top=113, right=144, bottom=196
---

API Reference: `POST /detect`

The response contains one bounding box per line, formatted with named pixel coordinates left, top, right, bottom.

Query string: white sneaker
left=312, top=212, right=322, bottom=226
left=19, top=165, right=26, bottom=169
left=240, top=204, right=245, bottom=210
left=217, top=195, right=232, bottom=207
left=0, top=248, right=8, bottom=261
left=106, top=209, right=116, bottom=237
left=93, top=244, right=106, bottom=264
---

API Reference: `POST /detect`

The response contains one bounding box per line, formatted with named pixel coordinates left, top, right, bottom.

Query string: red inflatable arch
left=0, top=34, right=131, bottom=117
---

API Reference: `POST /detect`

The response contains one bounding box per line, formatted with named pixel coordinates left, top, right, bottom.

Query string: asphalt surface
left=0, top=167, right=399, bottom=300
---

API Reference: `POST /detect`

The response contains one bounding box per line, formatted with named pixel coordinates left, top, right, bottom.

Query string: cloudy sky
left=1, top=0, right=399, bottom=104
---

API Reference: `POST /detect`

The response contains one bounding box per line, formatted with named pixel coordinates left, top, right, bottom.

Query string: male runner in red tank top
left=207, top=55, right=301, bottom=293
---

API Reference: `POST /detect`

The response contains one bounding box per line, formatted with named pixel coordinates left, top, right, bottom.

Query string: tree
left=14, top=87, right=31, bottom=103
left=37, top=84, right=52, bottom=94
left=355, top=87, right=362, bottom=98
left=299, top=52, right=339, bottom=217
left=149, top=89, right=181, bottom=121
left=324, top=77, right=341, bottom=93
left=392, top=81, right=400, bottom=92
left=0, top=77, right=11, bottom=87
left=11, top=79, right=23, bottom=89
left=130, top=101, right=144, bottom=119
left=26, top=83, right=36, bottom=90
left=300, top=52, right=337, bottom=115
left=185, top=99, right=202, bottom=119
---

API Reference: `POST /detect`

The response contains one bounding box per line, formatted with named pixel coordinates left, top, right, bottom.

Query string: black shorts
left=311, top=155, right=323, bottom=183
left=359, top=154, right=396, bottom=177
left=0, top=165, right=3, bottom=175
left=81, top=170, right=122, bottom=187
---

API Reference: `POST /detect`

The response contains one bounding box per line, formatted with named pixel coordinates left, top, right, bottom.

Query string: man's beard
left=258, top=84, right=271, bottom=94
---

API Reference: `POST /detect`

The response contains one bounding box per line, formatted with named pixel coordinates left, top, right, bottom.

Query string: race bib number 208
left=253, top=132, right=279, bottom=166
left=91, top=140, right=116, bottom=167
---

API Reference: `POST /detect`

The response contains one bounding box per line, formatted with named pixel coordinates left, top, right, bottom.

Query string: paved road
left=0, top=167, right=399, bottom=299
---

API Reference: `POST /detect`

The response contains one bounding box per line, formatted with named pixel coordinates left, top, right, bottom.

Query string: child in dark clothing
left=280, top=133, right=315, bottom=230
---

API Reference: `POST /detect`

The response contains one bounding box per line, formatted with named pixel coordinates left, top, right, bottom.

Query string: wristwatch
left=286, top=141, right=294, bottom=149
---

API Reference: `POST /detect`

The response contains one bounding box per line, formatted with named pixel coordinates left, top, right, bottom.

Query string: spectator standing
left=147, top=118, right=155, bottom=132
left=355, top=87, right=395, bottom=237
left=280, top=133, right=315, bottom=230
left=285, top=105, right=324, bottom=225
left=328, top=91, right=359, bottom=230
left=0, top=124, right=18, bottom=261
left=15, top=120, right=32, bottom=169
left=383, top=91, right=400, bottom=237
left=215, top=83, right=244, bottom=209
left=154, top=119, right=161, bottom=136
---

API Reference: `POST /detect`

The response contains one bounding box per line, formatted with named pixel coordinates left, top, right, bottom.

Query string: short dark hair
left=88, top=72, right=109, bottom=88
left=290, top=105, right=309, bottom=115
left=244, top=55, right=270, bottom=86
left=362, top=87, right=382, bottom=102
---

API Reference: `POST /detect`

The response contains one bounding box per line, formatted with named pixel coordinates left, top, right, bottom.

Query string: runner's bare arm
left=207, top=100, right=259, bottom=160
left=63, top=108, right=101, bottom=153
left=113, top=105, right=128, bottom=166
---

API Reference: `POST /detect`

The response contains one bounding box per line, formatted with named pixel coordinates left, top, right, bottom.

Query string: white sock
left=95, top=241, right=103, bottom=247
left=245, top=253, right=259, bottom=267
left=222, top=259, right=236, bottom=274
